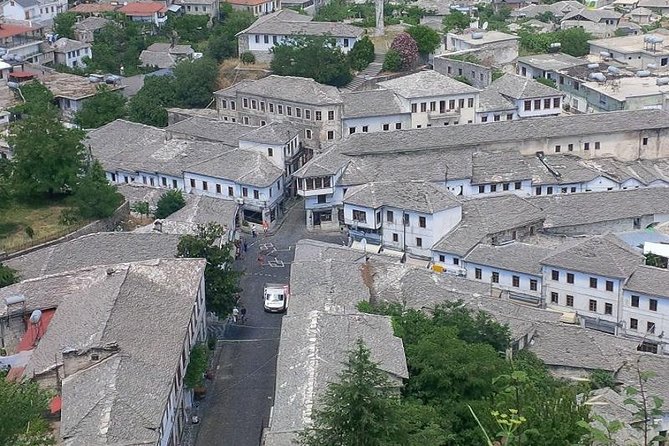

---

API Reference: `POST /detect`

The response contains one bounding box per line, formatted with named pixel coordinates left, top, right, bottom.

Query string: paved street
left=194, top=205, right=346, bottom=446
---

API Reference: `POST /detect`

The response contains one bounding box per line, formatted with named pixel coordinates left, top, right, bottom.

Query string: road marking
left=217, top=338, right=279, bottom=342
left=268, top=258, right=285, bottom=268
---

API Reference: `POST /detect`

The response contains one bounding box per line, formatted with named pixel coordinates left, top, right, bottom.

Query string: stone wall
left=433, top=54, right=493, bottom=88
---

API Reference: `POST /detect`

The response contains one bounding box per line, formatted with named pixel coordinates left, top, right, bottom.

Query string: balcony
left=428, top=108, right=460, bottom=119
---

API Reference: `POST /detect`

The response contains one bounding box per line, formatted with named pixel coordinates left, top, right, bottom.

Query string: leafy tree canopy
left=0, top=372, right=54, bottom=446
left=0, top=263, right=19, bottom=288
left=382, top=48, right=402, bottom=72
left=271, top=36, right=353, bottom=87
left=407, top=24, right=441, bottom=56
left=206, top=7, right=256, bottom=61
left=54, top=12, right=77, bottom=39
left=87, top=20, right=146, bottom=75
left=519, top=27, right=592, bottom=57
left=127, top=75, right=176, bottom=127
left=74, top=85, right=127, bottom=129
left=389, top=33, right=419, bottom=70
left=155, top=189, right=186, bottom=218
left=11, top=81, right=56, bottom=117
left=72, top=160, right=122, bottom=219
left=348, top=35, right=375, bottom=71
left=177, top=223, right=241, bottom=315
left=172, top=57, right=219, bottom=108
left=443, top=10, right=471, bottom=32
left=184, top=343, right=210, bottom=388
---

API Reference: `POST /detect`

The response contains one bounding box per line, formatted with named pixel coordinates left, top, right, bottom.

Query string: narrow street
left=194, top=206, right=346, bottom=446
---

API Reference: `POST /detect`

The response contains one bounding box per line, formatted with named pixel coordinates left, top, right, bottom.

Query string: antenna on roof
left=482, top=21, right=489, bottom=30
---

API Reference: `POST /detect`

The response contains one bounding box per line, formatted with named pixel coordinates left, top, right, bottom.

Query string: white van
left=263, top=283, right=289, bottom=312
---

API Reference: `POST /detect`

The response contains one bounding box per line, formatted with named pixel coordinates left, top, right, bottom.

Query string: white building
left=446, top=30, right=520, bottom=65
left=341, top=89, right=412, bottom=135
left=1, top=0, right=67, bottom=23
left=118, top=1, right=168, bottom=27
left=52, top=37, right=91, bottom=68
left=378, top=70, right=481, bottom=127
left=588, top=30, right=669, bottom=69
left=561, top=9, right=622, bottom=38
left=622, top=265, right=669, bottom=350
left=226, top=0, right=278, bottom=16
left=516, top=52, right=589, bottom=81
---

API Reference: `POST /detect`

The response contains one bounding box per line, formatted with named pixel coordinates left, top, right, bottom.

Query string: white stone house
left=52, top=37, right=91, bottom=68
left=1, top=0, right=66, bottom=22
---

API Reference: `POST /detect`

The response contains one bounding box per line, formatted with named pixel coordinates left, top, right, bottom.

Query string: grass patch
left=0, top=200, right=84, bottom=253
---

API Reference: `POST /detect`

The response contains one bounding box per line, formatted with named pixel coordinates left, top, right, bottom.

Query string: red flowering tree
left=389, top=32, right=419, bottom=70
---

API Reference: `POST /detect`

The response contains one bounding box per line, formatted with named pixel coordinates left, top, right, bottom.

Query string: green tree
left=131, top=200, right=150, bottom=218
left=173, top=57, right=219, bottom=108
left=407, top=24, right=441, bottom=56
left=87, top=20, right=146, bottom=75
left=299, top=339, right=410, bottom=446
left=271, top=36, right=352, bottom=87
left=382, top=49, right=402, bottom=72
left=9, top=108, right=86, bottom=199
left=240, top=51, right=256, bottom=64
left=443, top=10, right=471, bottom=32
left=348, top=35, right=375, bottom=71
left=535, top=76, right=557, bottom=88
left=177, top=223, right=241, bottom=316
left=645, top=252, right=668, bottom=268
left=127, top=75, right=176, bottom=127
left=54, top=12, right=77, bottom=39
left=163, top=14, right=210, bottom=44
left=206, top=8, right=255, bottom=61
left=535, top=11, right=557, bottom=23
left=0, top=263, right=19, bottom=288
left=0, top=372, right=54, bottom=445
left=155, top=189, right=186, bottom=218
left=11, top=81, right=56, bottom=117
left=519, top=28, right=592, bottom=57
left=75, top=85, right=127, bottom=129
left=72, top=160, right=122, bottom=219
left=184, top=343, right=210, bottom=388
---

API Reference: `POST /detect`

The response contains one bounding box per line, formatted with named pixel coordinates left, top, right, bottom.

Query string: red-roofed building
left=16, top=308, right=56, bottom=352
left=119, top=2, right=168, bottom=26
left=0, top=23, right=46, bottom=64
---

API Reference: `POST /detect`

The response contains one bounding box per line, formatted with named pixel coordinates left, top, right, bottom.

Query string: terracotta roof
left=0, top=23, right=35, bottom=39
left=70, top=3, right=119, bottom=13
left=119, top=2, right=167, bottom=15
left=226, top=0, right=273, bottom=5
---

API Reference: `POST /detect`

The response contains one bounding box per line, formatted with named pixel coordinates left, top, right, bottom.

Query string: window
left=553, top=97, right=560, bottom=108
left=568, top=143, right=574, bottom=151
left=544, top=98, right=551, bottom=109
left=547, top=186, right=553, bottom=195
left=648, top=322, right=656, bottom=334
left=316, top=194, right=327, bottom=204
left=221, top=99, right=227, bottom=109
left=449, top=99, right=456, bottom=110
left=536, top=187, right=542, bottom=195
left=242, top=187, right=248, bottom=197
left=328, top=110, right=334, bottom=120
left=503, top=183, right=509, bottom=191
left=411, top=103, right=417, bottom=113
left=395, top=122, right=402, bottom=130
left=475, top=268, right=482, bottom=279
left=273, top=36, right=277, bottom=44
left=605, top=303, right=613, bottom=315
left=507, top=113, right=513, bottom=120
left=551, top=270, right=559, bottom=281
left=382, top=123, right=389, bottom=131
left=173, top=180, right=178, bottom=189
left=555, top=145, right=561, bottom=153
left=190, top=179, right=196, bottom=188
left=513, top=276, right=520, bottom=287
left=566, top=295, right=574, bottom=307
left=468, top=98, right=474, bottom=108
left=491, top=184, right=497, bottom=192
left=267, top=147, right=273, bottom=157
left=419, top=216, right=426, bottom=228
left=481, top=116, right=488, bottom=123
left=352, top=210, right=366, bottom=222
left=630, top=318, right=638, bottom=330
left=403, top=213, right=410, bottom=226
left=551, top=292, right=558, bottom=303
left=478, top=185, right=485, bottom=193
left=631, top=295, right=639, bottom=307
left=286, top=106, right=292, bottom=116
left=643, top=137, right=649, bottom=146
left=349, top=127, right=356, bottom=135
left=327, top=131, right=334, bottom=140
left=264, top=35, right=269, bottom=43
left=595, top=142, right=600, bottom=150
left=251, top=99, right=257, bottom=109
left=491, top=271, right=500, bottom=283
left=534, top=99, right=541, bottom=109
left=514, top=181, right=521, bottom=190
left=430, top=101, right=436, bottom=111
left=453, top=257, right=459, bottom=265
left=566, top=273, right=574, bottom=284
left=269, top=103, right=274, bottom=113
left=418, top=102, right=426, bottom=112
left=416, top=237, right=423, bottom=247
left=228, top=186, right=234, bottom=196
left=571, top=187, right=576, bottom=193
left=393, top=233, right=399, bottom=242
left=439, top=255, right=445, bottom=262
left=606, top=280, right=614, bottom=292
left=590, top=277, right=598, bottom=289
left=361, top=125, right=368, bottom=133
left=243, top=98, right=248, bottom=108
left=584, top=142, right=590, bottom=151
left=253, top=190, right=259, bottom=199
left=494, top=115, right=500, bottom=122
left=589, top=299, right=598, bottom=312
left=343, top=38, right=349, bottom=47
left=277, top=105, right=283, bottom=114
left=305, top=109, right=311, bottom=120
left=650, top=298, right=658, bottom=311
left=305, top=129, right=312, bottom=139
left=315, top=111, right=322, bottom=121
left=530, top=279, right=537, bottom=291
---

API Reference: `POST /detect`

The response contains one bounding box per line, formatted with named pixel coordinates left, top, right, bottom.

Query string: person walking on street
left=251, top=224, right=257, bottom=238
left=240, top=306, right=247, bottom=324
left=243, top=239, right=248, bottom=253
left=232, top=306, right=239, bottom=324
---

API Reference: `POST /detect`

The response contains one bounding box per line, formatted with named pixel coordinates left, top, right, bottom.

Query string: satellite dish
left=482, top=21, right=489, bottom=30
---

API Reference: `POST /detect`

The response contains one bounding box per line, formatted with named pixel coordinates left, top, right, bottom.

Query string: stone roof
left=563, top=8, right=622, bottom=22
left=541, top=234, right=643, bottom=278
left=471, top=150, right=531, bottom=184
left=526, top=154, right=602, bottom=185
left=139, top=50, right=177, bottom=69
left=165, top=116, right=256, bottom=146
left=239, top=121, right=300, bottom=145
left=477, top=88, right=515, bottom=112
left=624, top=265, right=669, bottom=297
left=530, top=187, right=669, bottom=229
left=52, top=37, right=90, bottom=53
left=464, top=242, right=553, bottom=275
left=489, top=73, right=561, bottom=100
left=74, top=16, right=111, bottom=32
left=239, top=9, right=363, bottom=37
left=378, top=70, right=480, bottom=99
left=332, top=110, right=669, bottom=156
left=146, top=42, right=194, bottom=55
left=4, top=232, right=181, bottom=280
left=219, top=75, right=342, bottom=106
left=342, top=89, right=407, bottom=119
left=630, top=6, right=653, bottom=15
left=293, top=145, right=350, bottom=178
left=187, top=148, right=283, bottom=187
left=433, top=195, right=545, bottom=256
left=343, top=181, right=460, bottom=213
left=512, top=1, right=584, bottom=19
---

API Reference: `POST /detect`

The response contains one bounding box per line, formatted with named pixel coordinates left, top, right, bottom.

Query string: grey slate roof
left=53, top=37, right=90, bottom=53
left=342, top=89, right=407, bottom=119
left=139, top=50, right=177, bottom=69
left=240, top=121, right=300, bottom=145
left=226, top=75, right=343, bottom=106
left=526, top=154, right=602, bottom=185
left=433, top=195, right=545, bottom=256
left=378, top=70, right=480, bottom=99
left=489, top=73, right=561, bottom=100
left=5, top=232, right=181, bottom=280
left=477, top=88, right=515, bottom=112
left=540, top=234, right=643, bottom=278
left=269, top=311, right=407, bottom=436
left=74, top=16, right=111, bottom=32
left=239, top=9, right=363, bottom=38
left=471, top=150, right=531, bottom=184
left=146, top=42, right=194, bottom=55
left=293, top=145, right=350, bottom=178
left=624, top=265, right=669, bottom=297
left=185, top=149, right=284, bottom=187
left=464, top=242, right=553, bottom=275
left=530, top=187, right=669, bottom=229
left=334, top=110, right=669, bottom=156
left=343, top=181, right=460, bottom=213
left=166, top=116, right=256, bottom=146
left=512, top=1, right=583, bottom=19
left=563, top=8, right=622, bottom=22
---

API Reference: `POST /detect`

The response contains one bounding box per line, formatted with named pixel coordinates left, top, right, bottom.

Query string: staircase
left=342, top=53, right=385, bottom=91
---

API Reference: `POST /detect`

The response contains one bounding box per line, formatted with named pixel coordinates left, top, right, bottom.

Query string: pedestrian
left=243, top=239, right=248, bottom=253
left=231, top=306, right=239, bottom=324
left=257, top=254, right=264, bottom=267
left=251, top=224, right=257, bottom=238
left=263, top=221, right=269, bottom=236
left=240, top=306, right=247, bottom=323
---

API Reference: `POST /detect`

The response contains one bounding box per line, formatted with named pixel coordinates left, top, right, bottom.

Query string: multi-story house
left=561, top=9, right=622, bottom=38
left=343, top=181, right=462, bottom=258
left=1, top=0, right=67, bottom=23
left=174, top=0, right=219, bottom=18
left=0, top=23, right=44, bottom=63
left=622, top=265, right=669, bottom=352
left=215, top=75, right=343, bottom=152
left=236, top=9, right=363, bottom=63
left=226, top=0, right=279, bottom=16
left=52, top=37, right=91, bottom=68
left=73, top=16, right=110, bottom=43
left=446, top=30, right=520, bottom=65
left=516, top=52, right=589, bottom=82
left=118, top=1, right=168, bottom=27
left=378, top=70, right=481, bottom=127
left=341, top=89, right=412, bottom=135
left=588, top=30, right=669, bottom=69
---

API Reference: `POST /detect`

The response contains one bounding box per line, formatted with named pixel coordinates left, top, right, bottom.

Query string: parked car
left=263, top=283, right=289, bottom=312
